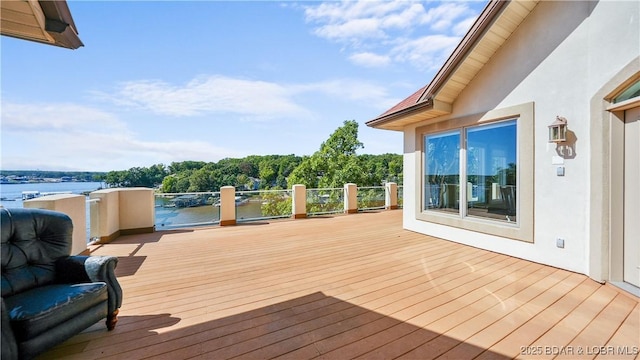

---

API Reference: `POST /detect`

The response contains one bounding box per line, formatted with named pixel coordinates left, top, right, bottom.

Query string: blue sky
left=1, top=1, right=485, bottom=172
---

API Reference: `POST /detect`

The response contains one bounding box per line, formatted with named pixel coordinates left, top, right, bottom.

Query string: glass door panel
left=466, top=120, right=517, bottom=223
left=424, top=131, right=460, bottom=214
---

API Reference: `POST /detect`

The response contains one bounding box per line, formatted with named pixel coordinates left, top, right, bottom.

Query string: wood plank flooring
left=39, top=211, right=639, bottom=359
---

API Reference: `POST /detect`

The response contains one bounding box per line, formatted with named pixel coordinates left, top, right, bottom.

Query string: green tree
left=287, top=157, right=320, bottom=188
left=188, top=168, right=215, bottom=192
left=103, top=138, right=397, bottom=193
left=161, top=175, right=178, bottom=193
left=260, top=191, right=292, bottom=217
left=288, top=120, right=364, bottom=188
left=145, top=164, right=169, bottom=187
left=258, top=160, right=277, bottom=189
left=168, top=161, right=206, bottom=173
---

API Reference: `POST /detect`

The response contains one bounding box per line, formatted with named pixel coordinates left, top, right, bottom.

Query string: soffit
left=1, top=0, right=83, bottom=49
left=374, top=100, right=452, bottom=131
left=1, top=0, right=54, bottom=44
left=431, top=0, right=539, bottom=105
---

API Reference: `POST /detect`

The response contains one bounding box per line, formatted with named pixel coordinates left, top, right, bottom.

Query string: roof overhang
left=367, top=0, right=539, bottom=131
left=1, top=0, right=83, bottom=49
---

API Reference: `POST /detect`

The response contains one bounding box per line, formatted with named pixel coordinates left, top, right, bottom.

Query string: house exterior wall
left=402, top=1, right=639, bottom=278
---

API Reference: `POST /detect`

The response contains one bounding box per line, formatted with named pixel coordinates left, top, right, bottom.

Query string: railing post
left=24, top=194, right=88, bottom=255
left=292, top=184, right=307, bottom=219
left=220, top=186, right=236, bottom=226
left=344, top=183, right=358, bottom=214
left=385, top=182, right=398, bottom=210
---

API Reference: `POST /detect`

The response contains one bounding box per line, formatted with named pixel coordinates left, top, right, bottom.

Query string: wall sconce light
left=548, top=116, right=568, bottom=143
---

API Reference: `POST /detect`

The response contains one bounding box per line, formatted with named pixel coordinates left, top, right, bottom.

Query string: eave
left=1, top=0, right=83, bottom=49
left=367, top=0, right=539, bottom=131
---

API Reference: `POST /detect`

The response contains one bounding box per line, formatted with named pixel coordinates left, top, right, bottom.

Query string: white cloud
left=292, top=78, right=392, bottom=107
left=305, top=0, right=413, bottom=41
left=95, top=75, right=393, bottom=117
left=382, top=3, right=428, bottom=29
left=0, top=101, right=240, bottom=171
left=419, top=2, right=472, bottom=32
left=0, top=74, right=396, bottom=171
left=313, top=17, right=385, bottom=41
left=349, top=52, right=391, bottom=68
left=390, top=34, right=462, bottom=71
left=95, top=75, right=311, bottom=119
left=453, top=15, right=478, bottom=36
left=302, top=1, right=481, bottom=70
left=1, top=102, right=128, bottom=133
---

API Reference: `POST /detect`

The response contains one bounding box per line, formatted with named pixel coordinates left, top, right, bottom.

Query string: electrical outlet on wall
left=556, top=238, right=565, bottom=248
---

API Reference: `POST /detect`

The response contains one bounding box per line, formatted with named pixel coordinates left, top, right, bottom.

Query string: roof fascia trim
left=366, top=97, right=434, bottom=128
left=419, top=0, right=509, bottom=103
left=38, top=0, right=83, bottom=49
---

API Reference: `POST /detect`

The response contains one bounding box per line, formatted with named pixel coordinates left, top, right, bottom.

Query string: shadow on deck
left=40, top=211, right=639, bottom=359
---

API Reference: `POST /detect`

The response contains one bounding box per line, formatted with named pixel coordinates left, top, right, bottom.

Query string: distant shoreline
left=0, top=179, right=98, bottom=185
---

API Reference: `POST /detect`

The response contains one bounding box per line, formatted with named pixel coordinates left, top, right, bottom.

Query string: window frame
left=415, top=102, right=534, bottom=242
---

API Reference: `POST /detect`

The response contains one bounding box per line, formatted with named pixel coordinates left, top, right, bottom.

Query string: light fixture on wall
left=548, top=116, right=568, bottom=143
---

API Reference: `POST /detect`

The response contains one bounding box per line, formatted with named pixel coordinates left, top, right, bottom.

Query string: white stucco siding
left=403, top=1, right=639, bottom=276
left=586, top=1, right=640, bottom=93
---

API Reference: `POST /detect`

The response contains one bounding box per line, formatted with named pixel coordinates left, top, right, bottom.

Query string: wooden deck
left=41, top=211, right=639, bottom=359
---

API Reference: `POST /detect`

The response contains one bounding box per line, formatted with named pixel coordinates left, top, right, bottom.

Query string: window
left=613, top=79, right=640, bottom=104
left=416, top=102, right=534, bottom=242
left=466, top=120, right=517, bottom=223
left=424, top=120, right=517, bottom=223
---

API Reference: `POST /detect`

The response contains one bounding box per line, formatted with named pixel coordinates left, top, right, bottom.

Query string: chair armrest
left=1, top=297, right=18, bottom=360
left=56, top=256, right=123, bottom=315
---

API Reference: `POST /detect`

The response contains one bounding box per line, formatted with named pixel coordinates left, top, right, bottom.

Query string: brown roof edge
left=367, top=0, right=509, bottom=129
left=365, top=97, right=433, bottom=129
left=39, top=0, right=84, bottom=49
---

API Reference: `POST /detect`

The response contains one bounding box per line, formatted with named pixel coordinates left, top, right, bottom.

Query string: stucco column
left=90, top=187, right=154, bottom=243
left=292, top=184, right=307, bottom=219
left=220, top=186, right=236, bottom=226
left=385, top=182, right=398, bottom=210
left=344, top=183, right=358, bottom=214
left=118, top=188, right=155, bottom=234
left=24, top=194, right=88, bottom=255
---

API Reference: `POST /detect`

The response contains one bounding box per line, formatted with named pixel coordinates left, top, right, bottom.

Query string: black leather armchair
left=1, top=208, right=123, bottom=360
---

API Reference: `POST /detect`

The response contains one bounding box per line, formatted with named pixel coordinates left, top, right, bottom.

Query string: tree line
left=102, top=120, right=402, bottom=192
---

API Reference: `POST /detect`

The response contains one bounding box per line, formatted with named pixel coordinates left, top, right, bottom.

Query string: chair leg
left=107, top=309, right=119, bottom=331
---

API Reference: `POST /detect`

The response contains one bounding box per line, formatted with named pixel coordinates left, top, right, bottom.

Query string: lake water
left=0, top=181, right=105, bottom=208
left=1, top=182, right=105, bottom=243
left=0, top=182, right=275, bottom=231
left=154, top=200, right=271, bottom=229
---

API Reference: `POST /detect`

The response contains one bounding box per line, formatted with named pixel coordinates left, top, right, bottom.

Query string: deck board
left=39, top=211, right=639, bottom=360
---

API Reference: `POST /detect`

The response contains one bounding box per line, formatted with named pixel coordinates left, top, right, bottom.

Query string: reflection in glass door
left=466, top=120, right=517, bottom=223
left=424, top=130, right=460, bottom=214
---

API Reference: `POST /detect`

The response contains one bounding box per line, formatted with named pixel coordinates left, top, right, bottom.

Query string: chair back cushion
left=1, top=208, right=73, bottom=297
